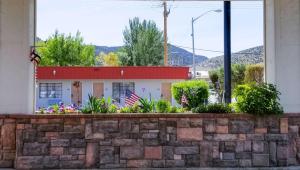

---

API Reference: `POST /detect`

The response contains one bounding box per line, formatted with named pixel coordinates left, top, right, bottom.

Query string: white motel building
left=36, top=66, right=190, bottom=108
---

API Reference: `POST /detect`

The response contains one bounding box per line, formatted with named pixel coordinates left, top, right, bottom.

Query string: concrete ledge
left=98, top=167, right=300, bottom=170
left=0, top=113, right=298, bottom=119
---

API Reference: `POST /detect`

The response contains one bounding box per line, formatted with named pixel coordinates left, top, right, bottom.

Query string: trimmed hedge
left=172, top=80, right=209, bottom=110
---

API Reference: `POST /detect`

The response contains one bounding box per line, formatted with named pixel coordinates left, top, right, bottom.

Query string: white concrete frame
left=264, top=0, right=300, bottom=113
left=0, top=0, right=36, bottom=113
left=1, top=0, right=300, bottom=113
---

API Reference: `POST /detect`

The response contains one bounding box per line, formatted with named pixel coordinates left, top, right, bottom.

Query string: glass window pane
left=39, top=83, right=62, bottom=99
left=40, top=91, right=47, bottom=98
left=112, top=83, right=121, bottom=103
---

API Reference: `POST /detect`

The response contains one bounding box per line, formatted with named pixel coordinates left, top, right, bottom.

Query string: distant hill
left=94, top=44, right=208, bottom=66
left=168, top=45, right=207, bottom=66
left=198, top=46, right=264, bottom=69
left=94, top=46, right=122, bottom=55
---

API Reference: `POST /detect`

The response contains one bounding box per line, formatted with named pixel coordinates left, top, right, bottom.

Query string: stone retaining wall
left=0, top=114, right=299, bottom=169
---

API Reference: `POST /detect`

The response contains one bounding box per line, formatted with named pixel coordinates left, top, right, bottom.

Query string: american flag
left=181, top=94, right=188, bottom=104
left=125, top=89, right=141, bottom=106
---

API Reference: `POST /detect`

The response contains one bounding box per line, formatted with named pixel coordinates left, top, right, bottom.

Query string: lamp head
left=214, top=9, right=222, bottom=13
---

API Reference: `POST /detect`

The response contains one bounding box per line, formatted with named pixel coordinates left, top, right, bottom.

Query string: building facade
left=36, top=67, right=189, bottom=108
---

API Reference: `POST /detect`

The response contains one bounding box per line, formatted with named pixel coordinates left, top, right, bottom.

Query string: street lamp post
left=191, top=9, right=222, bottom=78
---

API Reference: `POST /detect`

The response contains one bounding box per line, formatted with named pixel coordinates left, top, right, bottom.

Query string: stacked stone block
left=0, top=119, right=16, bottom=167
left=0, top=114, right=298, bottom=168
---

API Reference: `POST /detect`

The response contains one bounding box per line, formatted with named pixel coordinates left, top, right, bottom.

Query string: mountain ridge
left=94, top=44, right=208, bottom=66
left=198, top=45, right=264, bottom=69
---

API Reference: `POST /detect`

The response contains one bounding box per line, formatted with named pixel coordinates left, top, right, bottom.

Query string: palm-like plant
left=139, top=98, right=155, bottom=113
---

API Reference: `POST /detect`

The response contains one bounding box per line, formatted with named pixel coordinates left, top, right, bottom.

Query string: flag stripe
left=125, top=89, right=141, bottom=106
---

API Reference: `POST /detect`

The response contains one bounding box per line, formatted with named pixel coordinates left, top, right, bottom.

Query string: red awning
left=37, top=66, right=189, bottom=80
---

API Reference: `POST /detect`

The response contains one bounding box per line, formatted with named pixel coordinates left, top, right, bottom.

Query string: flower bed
left=38, top=103, right=80, bottom=114
left=37, top=82, right=284, bottom=118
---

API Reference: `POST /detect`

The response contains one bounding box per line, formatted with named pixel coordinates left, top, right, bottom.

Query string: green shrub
left=192, top=104, right=232, bottom=113
left=206, top=103, right=232, bottom=113
left=85, top=95, right=101, bottom=113
left=120, top=107, right=131, bottom=113
left=156, top=100, right=171, bottom=113
left=81, top=95, right=112, bottom=114
left=177, top=107, right=186, bottom=113
left=52, top=104, right=59, bottom=114
left=129, top=103, right=141, bottom=113
left=192, top=105, right=207, bottom=113
left=139, top=98, right=155, bottom=113
left=169, top=106, right=178, bottom=113
left=81, top=106, right=92, bottom=114
left=98, top=98, right=109, bottom=113
left=172, top=80, right=209, bottom=110
left=119, top=102, right=141, bottom=113
left=233, top=83, right=283, bottom=115
left=108, top=104, right=118, bottom=113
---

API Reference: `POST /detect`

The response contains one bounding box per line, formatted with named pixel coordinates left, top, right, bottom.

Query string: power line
left=174, top=45, right=255, bottom=55
left=175, top=45, right=224, bottom=53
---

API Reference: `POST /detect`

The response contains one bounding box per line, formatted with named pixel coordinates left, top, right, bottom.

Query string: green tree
left=244, top=64, right=264, bottom=84
left=37, top=31, right=95, bottom=66
left=208, top=70, right=223, bottom=103
left=117, top=48, right=130, bottom=66
left=96, top=52, right=120, bottom=66
left=208, top=64, right=246, bottom=102
left=121, top=17, right=164, bottom=66
left=232, top=64, right=246, bottom=88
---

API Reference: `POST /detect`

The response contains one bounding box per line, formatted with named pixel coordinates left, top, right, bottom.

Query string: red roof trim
left=37, top=66, right=189, bottom=80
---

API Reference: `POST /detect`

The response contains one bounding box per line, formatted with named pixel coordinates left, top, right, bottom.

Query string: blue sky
left=37, top=0, right=263, bottom=58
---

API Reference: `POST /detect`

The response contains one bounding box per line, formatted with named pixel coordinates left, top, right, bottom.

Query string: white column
left=265, top=0, right=300, bottom=113
left=0, top=0, right=36, bottom=113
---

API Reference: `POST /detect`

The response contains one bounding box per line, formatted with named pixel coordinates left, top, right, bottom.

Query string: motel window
left=112, top=82, right=135, bottom=103
left=39, top=83, right=62, bottom=99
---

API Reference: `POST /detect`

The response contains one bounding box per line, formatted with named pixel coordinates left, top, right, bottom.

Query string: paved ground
left=55, top=167, right=300, bottom=170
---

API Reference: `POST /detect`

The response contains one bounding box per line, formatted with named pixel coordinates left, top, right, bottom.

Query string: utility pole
left=163, top=1, right=170, bottom=66
left=191, top=18, right=195, bottom=78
